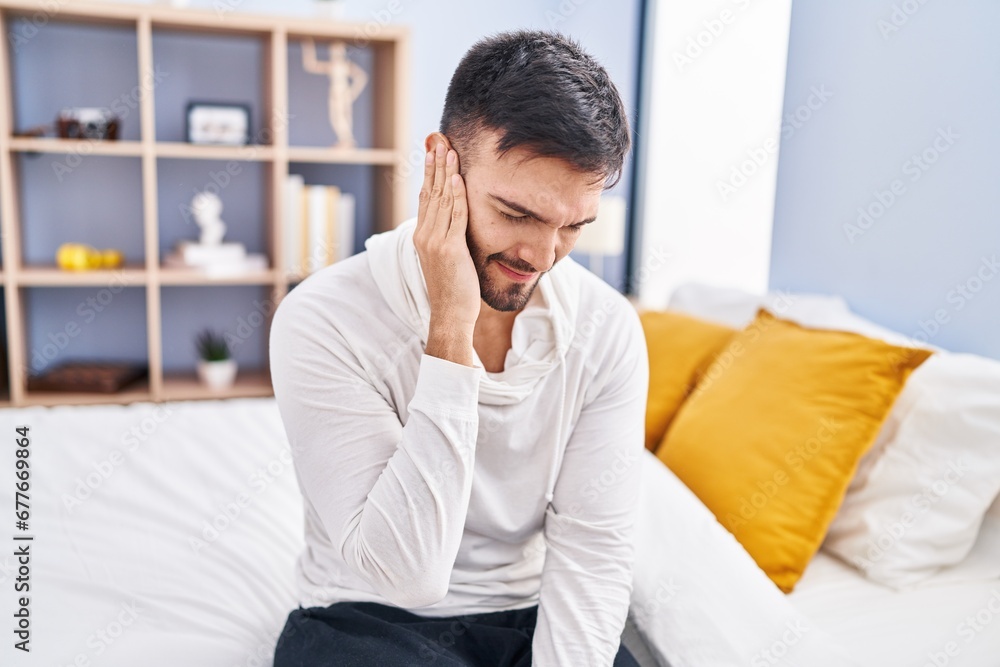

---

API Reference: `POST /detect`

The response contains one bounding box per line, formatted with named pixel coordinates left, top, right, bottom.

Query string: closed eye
left=499, top=210, right=528, bottom=222
left=500, top=210, right=587, bottom=230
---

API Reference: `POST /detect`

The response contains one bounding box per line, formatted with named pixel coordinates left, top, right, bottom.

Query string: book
left=285, top=178, right=357, bottom=278
left=337, top=192, right=356, bottom=261
left=307, top=185, right=328, bottom=271
left=299, top=184, right=311, bottom=274
left=284, top=174, right=304, bottom=277
left=325, top=185, right=340, bottom=267
left=176, top=241, right=246, bottom=265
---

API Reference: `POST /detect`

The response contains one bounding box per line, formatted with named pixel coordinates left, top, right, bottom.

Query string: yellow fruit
left=55, top=243, right=123, bottom=270
left=100, top=249, right=124, bottom=269
left=86, top=249, right=103, bottom=269
left=56, top=243, right=93, bottom=271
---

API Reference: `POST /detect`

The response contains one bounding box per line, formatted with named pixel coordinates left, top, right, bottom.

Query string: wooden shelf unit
left=0, top=0, right=409, bottom=407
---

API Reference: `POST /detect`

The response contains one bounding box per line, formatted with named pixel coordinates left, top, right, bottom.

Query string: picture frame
left=185, top=101, right=251, bottom=145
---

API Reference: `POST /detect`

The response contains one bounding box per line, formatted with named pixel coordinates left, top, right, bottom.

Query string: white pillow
left=630, top=451, right=867, bottom=667
left=926, top=493, right=1000, bottom=585
left=665, top=281, right=853, bottom=330
left=822, top=352, right=1000, bottom=588
left=665, top=281, right=1000, bottom=589
left=666, top=281, right=942, bottom=350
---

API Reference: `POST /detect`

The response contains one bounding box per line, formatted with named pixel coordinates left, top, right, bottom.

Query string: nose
left=515, top=225, right=560, bottom=273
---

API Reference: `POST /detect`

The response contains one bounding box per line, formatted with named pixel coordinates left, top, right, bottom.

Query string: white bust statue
left=191, top=191, right=226, bottom=246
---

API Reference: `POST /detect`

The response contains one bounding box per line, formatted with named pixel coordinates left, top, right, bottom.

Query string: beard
left=466, top=226, right=543, bottom=312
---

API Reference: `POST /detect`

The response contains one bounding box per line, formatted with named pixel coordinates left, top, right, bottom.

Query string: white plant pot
left=197, top=359, right=238, bottom=391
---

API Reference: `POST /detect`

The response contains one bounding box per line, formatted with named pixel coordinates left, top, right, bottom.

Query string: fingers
left=449, top=172, right=468, bottom=238
left=439, top=147, right=458, bottom=227
left=418, top=141, right=466, bottom=244
left=428, top=143, right=448, bottom=232
left=418, top=142, right=447, bottom=237
left=417, top=148, right=434, bottom=224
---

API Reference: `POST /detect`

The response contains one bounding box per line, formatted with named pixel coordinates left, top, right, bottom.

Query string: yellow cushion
left=639, top=310, right=736, bottom=451
left=655, top=308, right=933, bottom=592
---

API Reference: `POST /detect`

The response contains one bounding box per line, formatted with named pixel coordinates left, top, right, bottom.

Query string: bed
left=791, top=546, right=1000, bottom=667
left=2, top=286, right=999, bottom=667
left=0, top=398, right=302, bottom=667
left=628, top=448, right=1000, bottom=667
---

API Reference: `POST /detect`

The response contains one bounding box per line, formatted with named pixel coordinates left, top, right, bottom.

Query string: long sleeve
left=531, top=307, right=649, bottom=666
left=269, top=289, right=482, bottom=609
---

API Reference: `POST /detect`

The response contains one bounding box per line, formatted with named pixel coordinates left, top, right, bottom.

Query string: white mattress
left=2, top=398, right=997, bottom=667
left=0, top=398, right=305, bottom=667
left=791, top=549, right=1000, bottom=667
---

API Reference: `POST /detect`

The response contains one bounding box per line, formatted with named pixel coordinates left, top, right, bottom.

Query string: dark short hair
left=440, top=30, right=631, bottom=189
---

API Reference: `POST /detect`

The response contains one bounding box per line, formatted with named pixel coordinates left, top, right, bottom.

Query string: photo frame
left=185, top=101, right=251, bottom=145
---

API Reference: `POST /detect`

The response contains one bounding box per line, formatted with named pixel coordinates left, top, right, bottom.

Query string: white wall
left=635, top=0, right=793, bottom=307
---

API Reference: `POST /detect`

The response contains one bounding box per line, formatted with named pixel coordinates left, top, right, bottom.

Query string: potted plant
left=195, top=328, right=237, bottom=390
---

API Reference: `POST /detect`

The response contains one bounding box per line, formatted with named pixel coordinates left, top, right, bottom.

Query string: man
left=270, top=30, right=648, bottom=666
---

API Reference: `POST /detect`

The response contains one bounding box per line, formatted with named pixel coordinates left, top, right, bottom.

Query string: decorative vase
left=197, top=359, right=238, bottom=390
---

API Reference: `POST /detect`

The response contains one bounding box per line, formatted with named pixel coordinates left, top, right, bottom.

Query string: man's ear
left=424, top=131, right=454, bottom=154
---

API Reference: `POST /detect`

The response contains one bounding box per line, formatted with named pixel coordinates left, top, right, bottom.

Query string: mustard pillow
left=639, top=310, right=736, bottom=451
left=655, top=308, right=933, bottom=592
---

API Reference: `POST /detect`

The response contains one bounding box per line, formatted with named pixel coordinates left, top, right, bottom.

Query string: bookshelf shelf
left=155, top=142, right=276, bottom=161
left=160, top=369, right=272, bottom=401
left=158, top=267, right=276, bottom=285
left=287, top=146, right=397, bottom=165
left=8, top=137, right=145, bottom=156
left=2, top=4, right=137, bottom=28
left=23, top=378, right=152, bottom=407
left=18, top=265, right=148, bottom=286
left=0, top=0, right=409, bottom=407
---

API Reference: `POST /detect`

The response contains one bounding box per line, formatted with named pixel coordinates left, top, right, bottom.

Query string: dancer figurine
left=302, top=39, right=369, bottom=148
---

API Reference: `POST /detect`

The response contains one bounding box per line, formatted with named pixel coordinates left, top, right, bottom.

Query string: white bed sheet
left=628, top=450, right=1000, bottom=667
left=0, top=398, right=305, bottom=667
left=4, top=397, right=997, bottom=667
left=791, top=550, right=1000, bottom=667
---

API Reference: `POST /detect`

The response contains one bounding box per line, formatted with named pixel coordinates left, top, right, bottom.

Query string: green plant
left=195, top=328, right=231, bottom=362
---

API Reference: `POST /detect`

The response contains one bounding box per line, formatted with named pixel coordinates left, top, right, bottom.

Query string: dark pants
left=274, top=600, right=641, bottom=666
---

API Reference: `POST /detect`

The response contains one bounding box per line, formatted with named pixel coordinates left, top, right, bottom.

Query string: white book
left=177, top=241, right=246, bottom=265
left=324, top=186, right=340, bottom=267
left=202, top=253, right=268, bottom=278
left=337, top=192, right=355, bottom=262
left=306, top=184, right=328, bottom=273
left=284, top=174, right=304, bottom=277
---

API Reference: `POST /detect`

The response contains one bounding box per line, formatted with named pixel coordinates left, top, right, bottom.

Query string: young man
left=270, top=30, right=647, bottom=666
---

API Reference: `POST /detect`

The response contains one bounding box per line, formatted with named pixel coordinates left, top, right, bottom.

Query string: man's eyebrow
left=488, top=193, right=597, bottom=227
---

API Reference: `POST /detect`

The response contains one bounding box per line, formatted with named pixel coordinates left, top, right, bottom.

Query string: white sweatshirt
left=269, top=230, right=648, bottom=666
